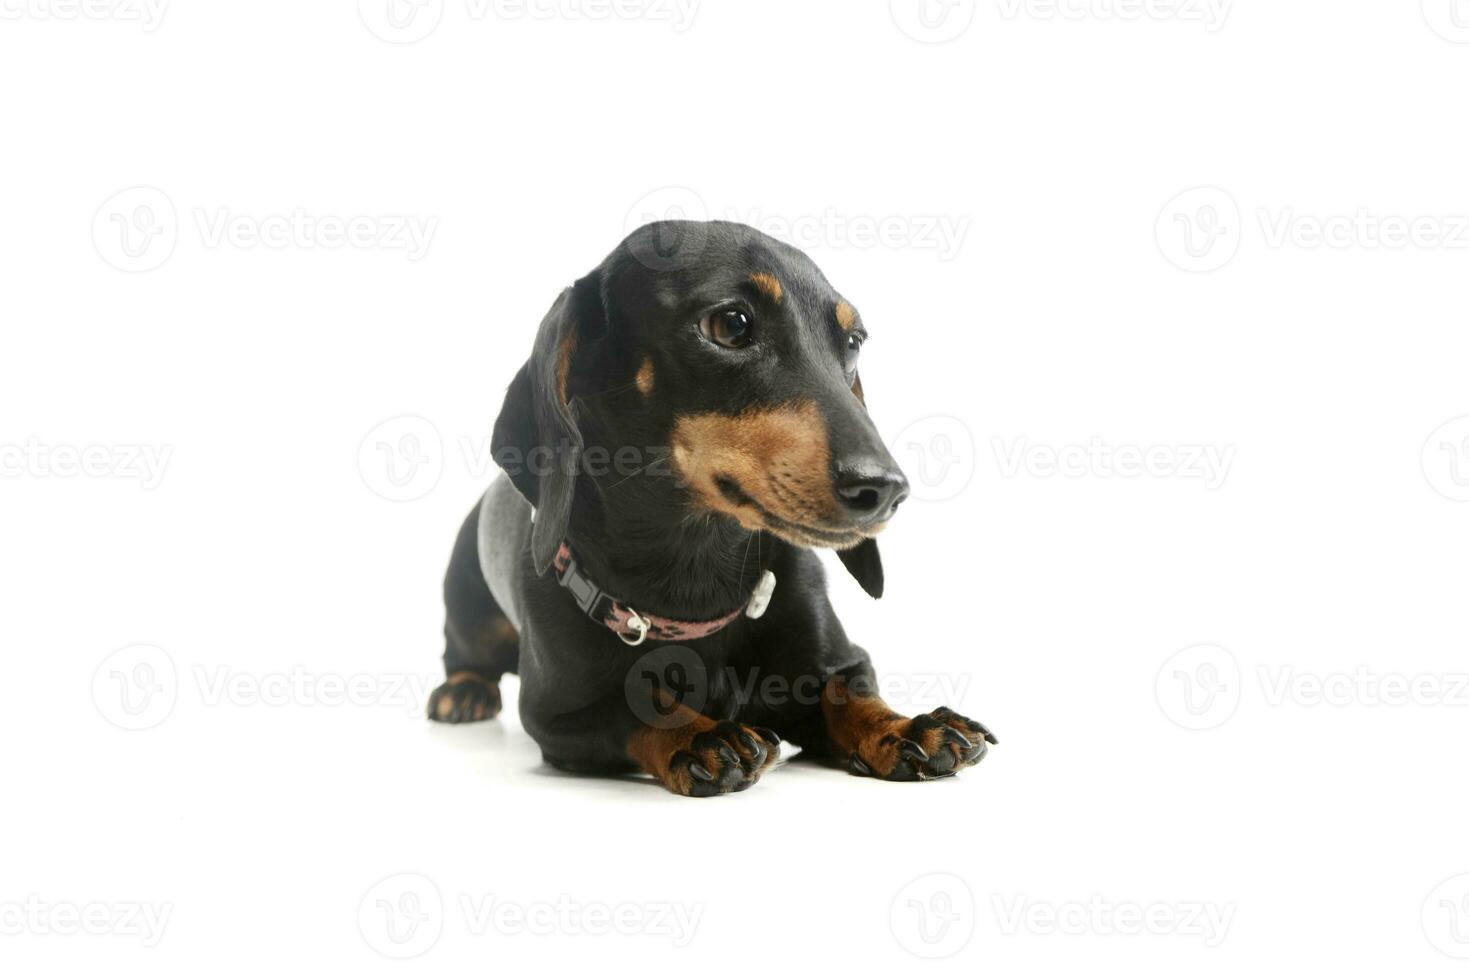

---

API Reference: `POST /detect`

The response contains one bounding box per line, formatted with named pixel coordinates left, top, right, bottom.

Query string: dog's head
left=492, top=220, right=908, bottom=598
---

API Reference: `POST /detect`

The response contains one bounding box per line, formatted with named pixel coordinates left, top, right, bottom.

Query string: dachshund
left=426, top=220, right=995, bottom=796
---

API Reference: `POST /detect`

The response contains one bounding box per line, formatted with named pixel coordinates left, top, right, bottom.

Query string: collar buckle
left=555, top=555, right=604, bottom=616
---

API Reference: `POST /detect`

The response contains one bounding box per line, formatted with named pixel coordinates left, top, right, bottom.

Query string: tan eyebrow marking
left=750, top=273, right=784, bottom=303
left=636, top=357, right=655, bottom=396
left=835, top=300, right=858, bottom=332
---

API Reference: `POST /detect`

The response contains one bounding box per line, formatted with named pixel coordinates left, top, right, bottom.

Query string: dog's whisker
left=738, top=527, right=756, bottom=590
left=599, top=449, right=671, bottom=492
left=575, top=378, right=643, bottom=401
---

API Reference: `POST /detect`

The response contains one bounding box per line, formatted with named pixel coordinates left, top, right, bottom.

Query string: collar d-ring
left=619, top=609, right=650, bottom=646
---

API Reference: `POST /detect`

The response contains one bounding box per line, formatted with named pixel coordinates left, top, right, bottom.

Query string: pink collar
left=551, top=543, right=760, bottom=646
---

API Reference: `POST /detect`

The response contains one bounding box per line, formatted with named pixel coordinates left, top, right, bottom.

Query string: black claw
left=898, top=739, right=929, bottom=763
left=754, top=727, right=780, bottom=746
left=848, top=753, right=873, bottom=776
left=690, top=762, right=713, bottom=781
left=738, top=731, right=760, bottom=755
left=944, top=728, right=973, bottom=750
left=716, top=744, right=740, bottom=767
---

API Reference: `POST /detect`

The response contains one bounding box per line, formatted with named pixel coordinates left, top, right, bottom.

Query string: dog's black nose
left=833, top=465, right=910, bottom=523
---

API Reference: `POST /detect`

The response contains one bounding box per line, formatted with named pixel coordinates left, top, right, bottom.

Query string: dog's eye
left=846, top=334, right=864, bottom=354
left=699, top=309, right=752, bottom=349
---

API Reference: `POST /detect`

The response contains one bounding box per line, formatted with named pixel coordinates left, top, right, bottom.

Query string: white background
left=3, top=0, right=1469, bottom=975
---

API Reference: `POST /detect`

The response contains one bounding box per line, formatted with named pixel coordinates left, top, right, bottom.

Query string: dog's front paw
left=847, top=706, right=997, bottom=781
left=660, top=721, right=781, bottom=798
left=426, top=672, right=502, bottom=723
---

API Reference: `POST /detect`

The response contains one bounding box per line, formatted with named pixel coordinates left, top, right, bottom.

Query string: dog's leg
left=814, top=669, right=996, bottom=780
left=625, top=696, right=780, bottom=797
left=528, top=693, right=779, bottom=797
left=427, top=506, right=519, bottom=724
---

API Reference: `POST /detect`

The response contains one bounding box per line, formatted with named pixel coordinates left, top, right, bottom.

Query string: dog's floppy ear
left=837, top=539, right=884, bottom=599
left=491, top=273, right=605, bottom=575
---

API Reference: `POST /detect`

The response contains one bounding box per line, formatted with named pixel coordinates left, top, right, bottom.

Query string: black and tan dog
left=427, top=220, right=994, bottom=796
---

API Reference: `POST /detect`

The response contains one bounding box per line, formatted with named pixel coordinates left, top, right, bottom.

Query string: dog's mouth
left=712, top=475, right=883, bottom=550
left=669, top=403, right=893, bottom=551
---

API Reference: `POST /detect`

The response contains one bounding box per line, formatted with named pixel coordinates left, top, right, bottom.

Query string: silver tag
left=745, top=570, right=777, bottom=620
